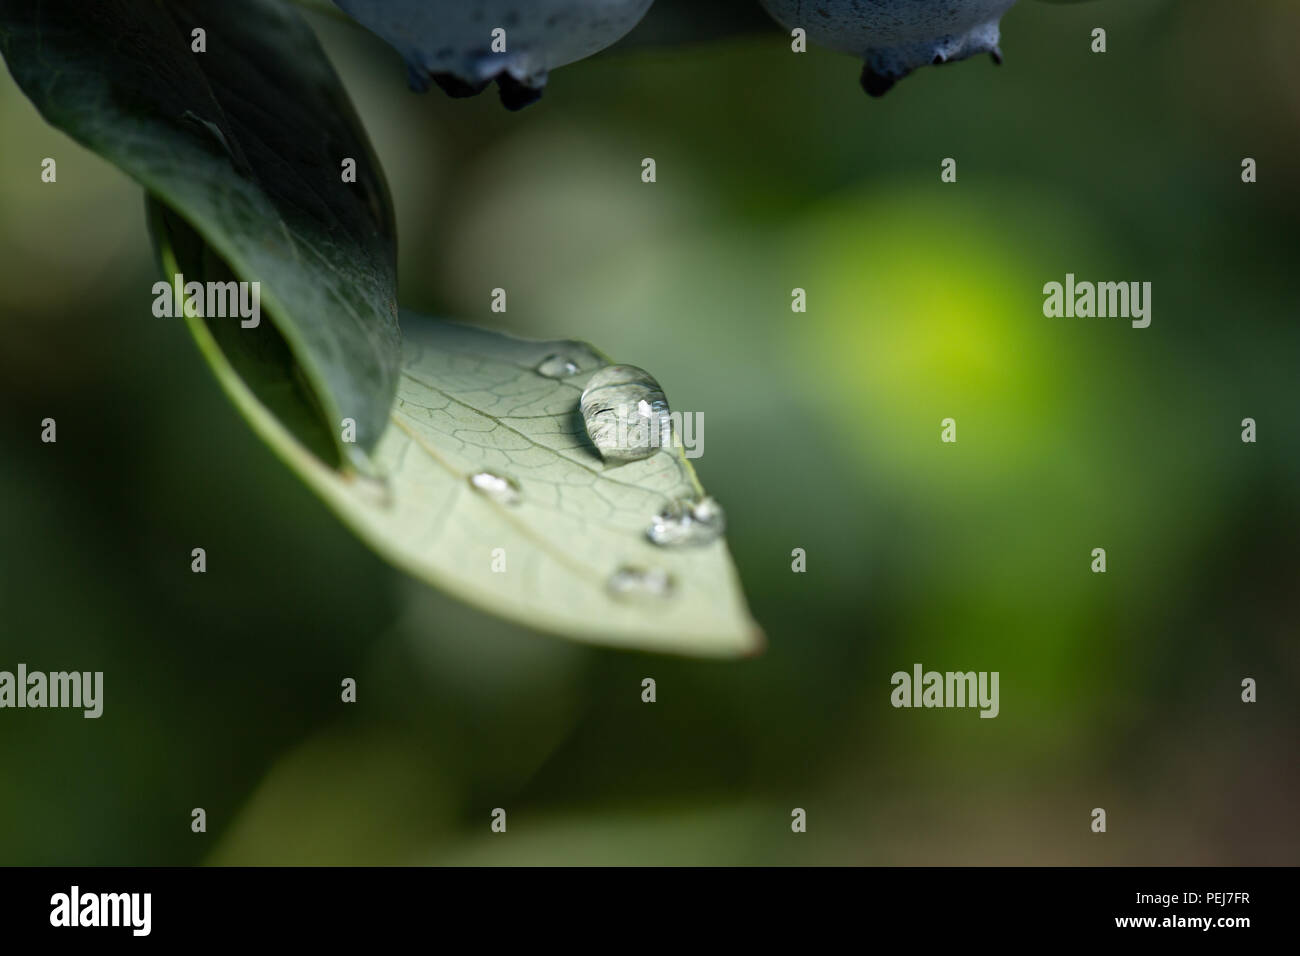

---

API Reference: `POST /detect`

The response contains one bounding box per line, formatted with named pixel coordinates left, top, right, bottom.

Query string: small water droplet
left=646, top=496, right=726, bottom=547
left=579, top=364, right=672, bottom=462
left=536, top=354, right=579, bottom=377
left=535, top=342, right=604, bottom=378
left=468, top=470, right=521, bottom=505
left=607, top=565, right=675, bottom=599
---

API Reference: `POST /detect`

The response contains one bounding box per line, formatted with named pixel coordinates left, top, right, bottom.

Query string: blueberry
left=334, top=0, right=655, bottom=108
left=758, top=0, right=1018, bottom=96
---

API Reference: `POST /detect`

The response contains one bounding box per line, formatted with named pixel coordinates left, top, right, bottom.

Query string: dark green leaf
left=0, top=0, right=400, bottom=463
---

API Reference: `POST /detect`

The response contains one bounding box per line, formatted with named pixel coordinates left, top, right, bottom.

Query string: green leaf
left=159, top=226, right=761, bottom=656
left=0, top=0, right=400, bottom=465
left=150, top=201, right=759, bottom=654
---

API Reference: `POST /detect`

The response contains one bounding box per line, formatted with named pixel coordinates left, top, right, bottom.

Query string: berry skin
left=758, top=0, right=1019, bottom=96
left=333, top=0, right=655, bottom=109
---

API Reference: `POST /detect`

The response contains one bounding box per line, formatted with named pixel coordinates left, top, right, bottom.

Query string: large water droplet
left=607, top=565, right=675, bottom=599
left=579, top=364, right=672, bottom=462
left=646, top=496, right=726, bottom=547
left=468, top=470, right=521, bottom=505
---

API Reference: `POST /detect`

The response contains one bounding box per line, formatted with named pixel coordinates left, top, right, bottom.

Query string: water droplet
left=607, top=565, right=675, bottom=599
left=579, top=364, right=672, bottom=462
left=536, top=354, right=579, bottom=378
left=535, top=343, right=604, bottom=378
left=468, top=470, right=521, bottom=505
left=646, top=496, right=726, bottom=547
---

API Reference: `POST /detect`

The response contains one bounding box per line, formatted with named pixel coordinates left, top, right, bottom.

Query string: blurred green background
left=1, top=0, right=1297, bottom=864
